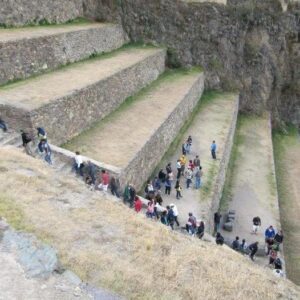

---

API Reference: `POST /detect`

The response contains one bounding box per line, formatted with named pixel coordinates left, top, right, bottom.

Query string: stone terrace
left=0, top=47, right=166, bottom=144
left=0, top=23, right=128, bottom=85
left=64, top=69, right=204, bottom=190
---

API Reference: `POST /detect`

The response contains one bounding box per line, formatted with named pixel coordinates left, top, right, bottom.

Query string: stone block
left=223, top=221, right=233, bottom=232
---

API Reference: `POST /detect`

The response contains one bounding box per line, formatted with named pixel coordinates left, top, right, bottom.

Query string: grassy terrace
left=0, top=147, right=299, bottom=299
left=273, top=126, right=300, bottom=285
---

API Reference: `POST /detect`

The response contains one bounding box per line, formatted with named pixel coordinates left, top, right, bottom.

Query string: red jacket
left=134, top=198, right=142, bottom=212
left=101, top=173, right=110, bottom=185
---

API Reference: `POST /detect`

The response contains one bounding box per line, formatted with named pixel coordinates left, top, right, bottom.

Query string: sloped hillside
left=0, top=147, right=299, bottom=300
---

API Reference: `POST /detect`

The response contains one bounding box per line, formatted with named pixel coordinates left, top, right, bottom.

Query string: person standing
left=21, top=130, right=33, bottom=156
left=214, top=212, right=222, bottom=233
left=211, top=140, right=217, bottom=159
left=99, top=170, right=110, bottom=192
left=185, top=167, right=193, bottom=189
left=158, top=169, right=166, bottom=183
left=74, top=151, right=84, bottom=176
left=193, top=155, right=200, bottom=168
left=167, top=206, right=175, bottom=230
left=170, top=204, right=180, bottom=226
left=252, top=216, right=261, bottom=234
left=249, top=241, right=259, bottom=261
left=165, top=177, right=171, bottom=195
left=194, top=166, right=203, bottom=189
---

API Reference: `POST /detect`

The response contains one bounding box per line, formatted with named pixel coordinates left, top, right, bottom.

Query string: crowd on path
left=0, top=118, right=285, bottom=277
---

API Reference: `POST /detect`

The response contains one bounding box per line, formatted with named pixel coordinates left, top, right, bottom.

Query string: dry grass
left=0, top=147, right=299, bottom=299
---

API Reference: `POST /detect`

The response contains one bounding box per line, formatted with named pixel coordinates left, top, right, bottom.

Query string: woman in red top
left=134, top=196, right=142, bottom=213
left=188, top=160, right=195, bottom=171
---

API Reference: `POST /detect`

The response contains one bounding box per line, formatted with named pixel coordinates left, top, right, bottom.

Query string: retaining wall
left=118, top=73, right=205, bottom=191
left=206, top=95, right=239, bottom=233
left=0, top=24, right=128, bottom=85
left=0, top=0, right=83, bottom=27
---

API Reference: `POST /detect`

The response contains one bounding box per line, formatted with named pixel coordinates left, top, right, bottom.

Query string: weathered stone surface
left=90, top=0, right=300, bottom=126
left=0, top=47, right=166, bottom=144
left=0, top=23, right=128, bottom=85
left=0, top=0, right=83, bottom=27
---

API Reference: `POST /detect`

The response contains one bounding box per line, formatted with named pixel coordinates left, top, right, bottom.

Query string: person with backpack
left=185, top=166, right=193, bottom=189
left=249, top=241, right=259, bottom=261
left=194, top=166, right=203, bottom=189
left=215, top=232, right=224, bottom=245
left=193, top=155, right=200, bottom=168
left=214, top=212, right=222, bottom=233
left=36, top=127, right=47, bottom=153
left=21, top=130, right=33, bottom=156
left=176, top=160, right=182, bottom=179
left=165, top=177, right=171, bottom=195
left=232, top=236, right=240, bottom=251
left=211, top=140, right=217, bottom=159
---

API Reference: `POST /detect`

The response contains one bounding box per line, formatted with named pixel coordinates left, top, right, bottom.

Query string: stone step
left=0, top=46, right=166, bottom=145
left=64, top=69, right=205, bottom=191
left=0, top=23, right=128, bottom=85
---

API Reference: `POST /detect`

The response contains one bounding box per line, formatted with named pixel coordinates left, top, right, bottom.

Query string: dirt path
left=65, top=70, right=203, bottom=168
left=220, top=115, right=280, bottom=262
left=0, top=47, right=163, bottom=110
left=273, top=128, right=300, bottom=284
left=153, top=93, right=237, bottom=226
left=0, top=23, right=105, bottom=42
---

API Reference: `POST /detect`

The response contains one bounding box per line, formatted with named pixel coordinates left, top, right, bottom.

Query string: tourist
left=185, top=166, right=193, bottom=189
left=182, top=143, right=187, bottom=155
left=215, top=232, right=224, bottom=245
left=249, top=241, right=259, bottom=261
left=175, top=180, right=182, bottom=199
left=269, top=248, right=277, bottom=266
left=186, top=212, right=197, bottom=235
left=86, top=161, right=96, bottom=185
left=145, top=180, right=154, bottom=197
left=240, top=239, right=248, bottom=253
left=186, top=135, right=192, bottom=154
left=211, top=140, right=217, bottom=159
left=0, top=117, right=7, bottom=132
left=197, top=221, right=205, bottom=239
left=21, top=130, right=33, bottom=156
left=154, top=201, right=166, bottom=219
left=166, top=162, right=172, bottom=174
left=161, top=210, right=168, bottom=225
left=232, top=236, right=240, bottom=251
left=180, top=155, right=187, bottom=175
left=110, top=176, right=120, bottom=197
left=155, top=191, right=163, bottom=206
left=274, top=230, right=284, bottom=246
left=98, top=170, right=109, bottom=192
left=74, top=151, right=84, bottom=177
left=134, top=196, right=142, bottom=213
left=214, top=212, right=222, bottom=233
left=146, top=200, right=155, bottom=218
left=265, top=225, right=276, bottom=243
left=167, top=205, right=175, bottom=230
left=158, top=169, right=166, bottom=183
left=194, top=166, right=203, bottom=189
left=252, top=216, right=261, bottom=234
left=152, top=176, right=161, bottom=191
left=41, top=140, right=52, bottom=165
left=37, top=127, right=47, bottom=153
left=176, top=160, right=182, bottom=179
left=165, top=177, right=171, bottom=195
left=128, top=184, right=136, bottom=208
left=188, top=160, right=195, bottom=171
left=170, top=203, right=180, bottom=226
left=193, top=155, right=200, bottom=168
left=123, top=183, right=130, bottom=205
left=266, top=238, right=275, bottom=255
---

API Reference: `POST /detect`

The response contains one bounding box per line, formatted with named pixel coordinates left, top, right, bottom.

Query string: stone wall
left=205, top=95, right=239, bottom=233
left=0, top=0, right=83, bottom=27
left=87, top=0, right=300, bottom=127
left=118, top=73, right=205, bottom=191
left=0, top=24, right=128, bottom=85
left=27, top=49, right=166, bottom=145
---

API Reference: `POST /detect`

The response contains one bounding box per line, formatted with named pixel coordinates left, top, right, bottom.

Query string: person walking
left=180, top=155, right=187, bottom=176
left=185, top=166, right=193, bottom=189
left=41, top=140, right=52, bottom=165
left=170, top=203, right=180, bottom=226
left=74, top=151, right=84, bottom=176
left=87, top=161, right=96, bottom=185
left=274, top=230, right=284, bottom=246
left=37, top=127, right=47, bottom=153
left=193, top=155, right=200, bottom=168
left=175, top=180, right=182, bottom=199
left=167, top=206, right=175, bottom=230
left=128, top=184, right=136, bottom=208
left=176, top=160, right=182, bottom=179
left=110, top=176, right=120, bottom=197
left=249, top=241, right=259, bottom=261
left=214, top=212, right=222, bottom=233
left=211, top=140, right=217, bottom=159
left=252, top=216, right=261, bottom=234
left=99, top=170, right=110, bottom=192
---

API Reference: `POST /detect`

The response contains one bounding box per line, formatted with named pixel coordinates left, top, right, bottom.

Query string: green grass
left=0, top=17, right=92, bottom=29
left=0, top=42, right=158, bottom=89
left=63, top=67, right=203, bottom=154
left=219, top=115, right=246, bottom=212
left=200, top=161, right=218, bottom=200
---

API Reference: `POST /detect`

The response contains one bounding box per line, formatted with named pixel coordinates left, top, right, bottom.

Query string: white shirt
left=155, top=203, right=166, bottom=212
left=75, top=155, right=83, bottom=167
left=171, top=205, right=178, bottom=216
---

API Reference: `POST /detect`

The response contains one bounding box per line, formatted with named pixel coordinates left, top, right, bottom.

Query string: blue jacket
left=265, top=228, right=276, bottom=239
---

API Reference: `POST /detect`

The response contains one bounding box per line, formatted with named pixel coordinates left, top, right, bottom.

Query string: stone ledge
left=0, top=23, right=128, bottom=85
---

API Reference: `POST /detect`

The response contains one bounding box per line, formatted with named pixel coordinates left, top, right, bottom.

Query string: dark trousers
left=250, top=250, right=257, bottom=261
left=176, top=190, right=181, bottom=199
left=174, top=216, right=180, bottom=226
left=186, top=178, right=192, bottom=188
left=211, top=150, right=216, bottom=159
left=111, top=186, right=120, bottom=198
left=177, top=169, right=181, bottom=179
left=165, top=186, right=171, bottom=195
left=75, top=163, right=84, bottom=176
